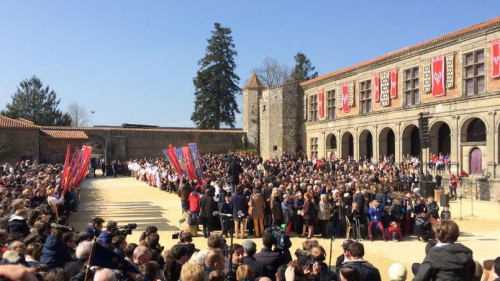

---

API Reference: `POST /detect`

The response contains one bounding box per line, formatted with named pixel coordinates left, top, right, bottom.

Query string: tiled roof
left=40, top=130, right=89, bottom=139
left=41, top=126, right=243, bottom=133
left=301, top=16, right=500, bottom=87
left=0, top=115, right=40, bottom=129
left=243, top=72, right=265, bottom=90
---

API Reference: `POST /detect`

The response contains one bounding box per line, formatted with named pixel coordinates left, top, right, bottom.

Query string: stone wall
left=0, top=128, right=40, bottom=163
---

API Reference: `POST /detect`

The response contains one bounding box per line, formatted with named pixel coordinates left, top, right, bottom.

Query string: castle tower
left=242, top=72, right=264, bottom=152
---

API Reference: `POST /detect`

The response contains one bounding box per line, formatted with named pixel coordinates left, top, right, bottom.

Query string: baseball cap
left=341, top=239, right=354, bottom=250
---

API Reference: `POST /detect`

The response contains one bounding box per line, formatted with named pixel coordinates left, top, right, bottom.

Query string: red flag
left=167, top=145, right=183, bottom=178
left=390, top=69, right=397, bottom=98
left=341, top=82, right=350, bottom=113
left=318, top=89, right=324, bottom=118
left=59, top=145, right=71, bottom=192
left=432, top=56, right=445, bottom=97
left=182, top=146, right=197, bottom=180
left=374, top=74, right=380, bottom=102
left=492, top=40, right=500, bottom=78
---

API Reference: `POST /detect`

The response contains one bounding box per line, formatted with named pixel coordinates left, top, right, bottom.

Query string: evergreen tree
left=1, top=76, right=72, bottom=126
left=291, top=52, right=318, bottom=81
left=191, top=23, right=240, bottom=129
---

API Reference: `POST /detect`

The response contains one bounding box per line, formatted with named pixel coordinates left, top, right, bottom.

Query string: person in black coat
left=227, top=159, right=243, bottom=193
left=199, top=189, right=217, bottom=238
left=242, top=240, right=268, bottom=280
left=341, top=241, right=381, bottom=281
left=254, top=232, right=286, bottom=280
left=231, top=187, right=248, bottom=239
left=7, top=209, right=30, bottom=237
left=64, top=240, right=92, bottom=279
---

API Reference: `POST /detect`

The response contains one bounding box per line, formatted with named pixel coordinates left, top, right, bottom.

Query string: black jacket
left=341, top=260, right=381, bottom=281
left=254, top=247, right=284, bottom=280
left=227, top=161, right=243, bottom=185
left=8, top=215, right=30, bottom=237
left=413, top=243, right=475, bottom=281
left=64, top=258, right=86, bottom=279
left=199, top=194, right=217, bottom=218
left=231, top=191, right=247, bottom=218
left=243, top=256, right=268, bottom=279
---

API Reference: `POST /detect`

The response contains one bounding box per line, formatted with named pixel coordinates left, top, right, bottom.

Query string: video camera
left=114, top=223, right=137, bottom=236
left=264, top=225, right=291, bottom=251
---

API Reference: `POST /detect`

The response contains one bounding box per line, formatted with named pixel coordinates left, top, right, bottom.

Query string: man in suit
left=242, top=240, right=268, bottom=280
left=254, top=232, right=285, bottom=280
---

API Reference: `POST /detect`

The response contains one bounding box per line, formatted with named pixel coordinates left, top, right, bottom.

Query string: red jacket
left=188, top=192, right=200, bottom=212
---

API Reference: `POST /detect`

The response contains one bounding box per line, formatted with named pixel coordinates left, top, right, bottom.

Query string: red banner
left=318, top=89, right=324, bottom=118
left=432, top=56, right=445, bottom=97
left=492, top=40, right=500, bottom=78
left=167, top=145, right=183, bottom=179
left=182, top=146, right=197, bottom=180
left=390, top=69, right=397, bottom=98
left=374, top=74, right=380, bottom=102
left=341, top=83, right=350, bottom=113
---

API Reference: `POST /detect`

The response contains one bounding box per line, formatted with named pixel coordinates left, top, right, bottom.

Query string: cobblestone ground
left=71, top=176, right=500, bottom=280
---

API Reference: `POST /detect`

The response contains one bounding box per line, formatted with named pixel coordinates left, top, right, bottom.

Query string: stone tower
left=242, top=72, right=264, bottom=152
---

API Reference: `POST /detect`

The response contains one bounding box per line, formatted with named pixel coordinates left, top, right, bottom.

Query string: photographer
left=98, top=220, right=117, bottom=246
left=254, top=232, right=286, bottom=279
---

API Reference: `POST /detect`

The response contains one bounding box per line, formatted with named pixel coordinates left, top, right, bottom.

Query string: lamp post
left=91, top=111, right=95, bottom=127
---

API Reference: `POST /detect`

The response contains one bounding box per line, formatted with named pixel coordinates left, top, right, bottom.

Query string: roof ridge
left=301, top=16, right=500, bottom=87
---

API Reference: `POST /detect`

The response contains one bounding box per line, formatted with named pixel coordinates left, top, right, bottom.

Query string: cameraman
left=178, top=231, right=197, bottom=259
left=98, top=220, right=117, bottom=246
left=254, top=232, right=287, bottom=279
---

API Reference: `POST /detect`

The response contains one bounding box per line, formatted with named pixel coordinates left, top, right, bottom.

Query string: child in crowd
left=388, top=221, right=403, bottom=242
left=440, top=204, right=451, bottom=220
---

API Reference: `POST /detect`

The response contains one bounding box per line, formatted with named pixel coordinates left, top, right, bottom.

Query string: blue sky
left=0, top=1, right=498, bottom=128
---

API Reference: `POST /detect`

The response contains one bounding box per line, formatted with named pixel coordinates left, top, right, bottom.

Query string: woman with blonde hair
left=236, top=264, right=255, bottom=281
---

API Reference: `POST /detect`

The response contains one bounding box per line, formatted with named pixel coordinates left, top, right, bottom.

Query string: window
left=326, top=90, right=336, bottom=119
left=309, top=94, right=318, bottom=122
left=404, top=67, right=420, bottom=106
left=359, top=80, right=372, bottom=113
left=463, top=49, right=485, bottom=96
left=310, top=137, right=318, bottom=158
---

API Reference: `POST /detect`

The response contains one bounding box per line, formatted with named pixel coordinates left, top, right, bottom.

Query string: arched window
left=467, top=119, right=486, bottom=142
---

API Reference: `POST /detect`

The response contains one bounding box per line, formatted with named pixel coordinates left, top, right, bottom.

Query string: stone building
left=243, top=17, right=500, bottom=200
left=242, top=74, right=304, bottom=158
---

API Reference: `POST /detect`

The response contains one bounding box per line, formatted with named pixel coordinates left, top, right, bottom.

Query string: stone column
left=487, top=111, right=497, bottom=177
left=395, top=122, right=402, bottom=165
left=373, top=125, right=379, bottom=164
left=353, top=127, right=359, bottom=161
left=451, top=115, right=460, bottom=174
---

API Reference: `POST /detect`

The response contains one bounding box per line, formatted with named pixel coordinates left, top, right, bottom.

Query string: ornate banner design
left=380, top=71, right=390, bottom=106
left=318, top=89, right=324, bottom=118
left=337, top=86, right=342, bottom=110
left=390, top=69, right=398, bottom=99
left=446, top=53, right=454, bottom=88
left=182, top=146, right=197, bottom=180
left=188, top=143, right=204, bottom=179
left=423, top=60, right=431, bottom=92
left=432, top=56, right=445, bottom=97
left=492, top=39, right=500, bottom=78
left=341, top=82, right=350, bottom=113
left=348, top=81, right=354, bottom=107
left=374, top=74, right=380, bottom=102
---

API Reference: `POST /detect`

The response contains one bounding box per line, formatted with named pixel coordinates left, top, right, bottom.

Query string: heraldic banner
left=432, top=56, right=445, bottom=97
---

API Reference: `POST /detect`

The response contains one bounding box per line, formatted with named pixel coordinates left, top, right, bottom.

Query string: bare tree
left=67, top=102, right=89, bottom=127
left=254, top=57, right=291, bottom=88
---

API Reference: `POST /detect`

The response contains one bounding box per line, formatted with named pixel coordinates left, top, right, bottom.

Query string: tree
left=1, top=76, right=72, bottom=126
left=254, top=57, right=291, bottom=88
left=68, top=102, right=89, bottom=127
left=191, top=23, right=240, bottom=129
left=291, top=52, right=318, bottom=81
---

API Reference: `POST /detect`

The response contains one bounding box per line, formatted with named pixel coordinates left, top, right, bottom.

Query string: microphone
left=213, top=211, right=232, bottom=218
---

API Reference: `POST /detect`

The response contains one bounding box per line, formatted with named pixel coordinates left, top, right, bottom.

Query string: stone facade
left=243, top=78, right=304, bottom=159
left=0, top=128, right=40, bottom=164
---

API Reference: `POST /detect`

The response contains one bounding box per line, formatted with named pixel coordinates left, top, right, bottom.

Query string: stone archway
left=341, top=132, right=354, bottom=160
left=359, top=130, right=373, bottom=161
left=379, top=127, right=395, bottom=160
left=461, top=117, right=487, bottom=142
left=402, top=124, right=420, bottom=157
left=429, top=121, right=451, bottom=155
left=326, top=133, right=337, bottom=149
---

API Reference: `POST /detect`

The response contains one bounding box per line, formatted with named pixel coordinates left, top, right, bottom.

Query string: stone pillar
left=395, top=122, right=402, bottom=165
left=353, top=127, right=359, bottom=161
left=488, top=111, right=497, bottom=178
left=451, top=115, right=461, bottom=174
left=373, top=126, right=379, bottom=164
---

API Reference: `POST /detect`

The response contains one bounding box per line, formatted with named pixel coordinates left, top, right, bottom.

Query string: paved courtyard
left=71, top=176, right=500, bottom=280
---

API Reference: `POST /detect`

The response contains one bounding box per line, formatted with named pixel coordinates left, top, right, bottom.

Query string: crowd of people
left=0, top=152, right=497, bottom=281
